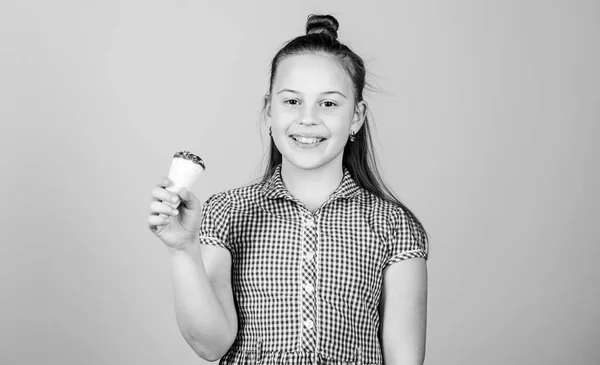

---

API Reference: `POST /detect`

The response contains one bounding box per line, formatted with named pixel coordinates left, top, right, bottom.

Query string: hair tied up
left=306, top=14, right=339, bottom=41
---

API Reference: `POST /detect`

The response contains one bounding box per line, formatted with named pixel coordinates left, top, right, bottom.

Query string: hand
left=148, top=177, right=202, bottom=251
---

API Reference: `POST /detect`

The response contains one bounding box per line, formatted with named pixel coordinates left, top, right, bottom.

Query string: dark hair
left=261, top=14, right=429, bottom=245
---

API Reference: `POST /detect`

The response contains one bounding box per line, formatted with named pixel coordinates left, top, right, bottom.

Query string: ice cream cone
left=165, top=151, right=205, bottom=209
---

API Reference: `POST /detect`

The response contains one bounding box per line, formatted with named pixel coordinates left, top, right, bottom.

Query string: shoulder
left=361, top=189, right=421, bottom=220
left=353, top=189, right=423, bottom=241
left=204, top=180, right=268, bottom=211
left=354, top=191, right=429, bottom=262
left=354, top=189, right=402, bottom=223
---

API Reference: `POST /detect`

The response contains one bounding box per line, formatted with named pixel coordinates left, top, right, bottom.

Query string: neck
left=280, top=159, right=344, bottom=212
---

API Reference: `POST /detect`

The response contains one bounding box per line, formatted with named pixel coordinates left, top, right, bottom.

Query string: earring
left=349, top=130, right=356, bottom=142
left=269, top=126, right=272, bottom=137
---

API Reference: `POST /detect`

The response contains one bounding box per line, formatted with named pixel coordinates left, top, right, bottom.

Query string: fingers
left=149, top=201, right=179, bottom=217
left=151, top=186, right=180, bottom=206
left=156, top=177, right=172, bottom=188
left=148, top=213, right=171, bottom=228
left=153, top=177, right=180, bottom=202
left=178, top=188, right=201, bottom=211
left=148, top=177, right=180, bottom=233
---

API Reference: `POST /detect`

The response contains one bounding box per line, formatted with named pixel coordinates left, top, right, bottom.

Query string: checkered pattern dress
left=198, top=164, right=428, bottom=365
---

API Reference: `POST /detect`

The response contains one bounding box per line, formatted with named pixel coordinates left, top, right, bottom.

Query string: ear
left=262, top=93, right=272, bottom=127
left=351, top=100, right=368, bottom=133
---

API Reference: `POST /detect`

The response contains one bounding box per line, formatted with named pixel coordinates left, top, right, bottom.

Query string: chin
left=276, top=137, right=346, bottom=171
left=281, top=153, right=343, bottom=172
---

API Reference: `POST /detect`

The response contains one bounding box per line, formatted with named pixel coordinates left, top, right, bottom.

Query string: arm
left=379, top=257, right=428, bottom=365
left=170, top=243, right=237, bottom=361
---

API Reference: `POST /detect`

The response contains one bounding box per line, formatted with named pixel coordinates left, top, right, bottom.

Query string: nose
left=298, top=104, right=320, bottom=126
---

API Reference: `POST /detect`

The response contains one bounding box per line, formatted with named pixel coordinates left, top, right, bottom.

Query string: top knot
left=306, top=14, right=339, bottom=41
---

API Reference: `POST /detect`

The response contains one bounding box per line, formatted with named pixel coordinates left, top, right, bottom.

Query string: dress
left=197, top=164, right=428, bottom=365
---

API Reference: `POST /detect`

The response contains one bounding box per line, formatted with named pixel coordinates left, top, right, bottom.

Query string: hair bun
left=306, top=14, right=339, bottom=41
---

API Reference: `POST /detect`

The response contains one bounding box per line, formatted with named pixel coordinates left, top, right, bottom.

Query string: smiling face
left=265, top=53, right=366, bottom=171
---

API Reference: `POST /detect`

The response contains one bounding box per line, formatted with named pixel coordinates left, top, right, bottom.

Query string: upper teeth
left=294, top=136, right=323, bottom=144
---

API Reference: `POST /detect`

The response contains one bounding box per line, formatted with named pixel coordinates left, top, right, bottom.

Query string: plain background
left=1, top=1, right=598, bottom=364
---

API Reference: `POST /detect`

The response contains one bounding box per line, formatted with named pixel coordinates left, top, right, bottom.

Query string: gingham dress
left=198, top=164, right=428, bottom=365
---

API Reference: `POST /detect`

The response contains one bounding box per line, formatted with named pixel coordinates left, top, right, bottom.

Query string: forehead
left=274, top=53, right=353, bottom=94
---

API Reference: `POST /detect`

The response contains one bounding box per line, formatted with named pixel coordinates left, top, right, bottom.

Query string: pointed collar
left=260, top=164, right=362, bottom=202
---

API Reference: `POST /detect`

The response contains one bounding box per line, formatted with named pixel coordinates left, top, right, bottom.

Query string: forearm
left=383, top=348, right=425, bottom=365
left=380, top=327, right=426, bottom=365
left=170, top=243, right=235, bottom=360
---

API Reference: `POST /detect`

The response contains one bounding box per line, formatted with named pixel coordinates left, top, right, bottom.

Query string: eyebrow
left=276, top=89, right=348, bottom=99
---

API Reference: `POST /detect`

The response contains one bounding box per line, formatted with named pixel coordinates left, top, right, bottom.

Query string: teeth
left=293, top=136, right=324, bottom=144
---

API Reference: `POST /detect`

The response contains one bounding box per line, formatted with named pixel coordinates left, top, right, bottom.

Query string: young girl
left=148, top=14, right=429, bottom=365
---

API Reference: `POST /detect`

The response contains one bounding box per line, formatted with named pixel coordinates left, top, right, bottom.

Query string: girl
left=148, top=14, right=429, bottom=365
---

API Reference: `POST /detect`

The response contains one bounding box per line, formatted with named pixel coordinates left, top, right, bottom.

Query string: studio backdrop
left=1, top=1, right=598, bottom=364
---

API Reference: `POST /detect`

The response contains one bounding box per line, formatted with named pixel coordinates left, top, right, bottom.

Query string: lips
left=291, top=135, right=326, bottom=144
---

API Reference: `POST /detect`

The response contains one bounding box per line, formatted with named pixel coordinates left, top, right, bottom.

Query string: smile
left=291, top=135, right=326, bottom=144
left=289, top=135, right=327, bottom=148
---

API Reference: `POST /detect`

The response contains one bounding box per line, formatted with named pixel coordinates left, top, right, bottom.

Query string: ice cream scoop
left=165, top=150, right=205, bottom=209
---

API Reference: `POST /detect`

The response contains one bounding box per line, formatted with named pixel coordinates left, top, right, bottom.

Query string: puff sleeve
left=384, top=206, right=429, bottom=267
left=197, top=192, right=232, bottom=251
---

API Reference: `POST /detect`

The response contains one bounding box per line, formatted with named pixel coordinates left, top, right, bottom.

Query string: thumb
left=178, top=188, right=201, bottom=211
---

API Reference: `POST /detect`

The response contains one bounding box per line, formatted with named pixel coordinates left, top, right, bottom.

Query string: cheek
left=270, top=105, right=294, bottom=123
left=329, top=113, right=354, bottom=134
left=343, top=106, right=356, bottom=122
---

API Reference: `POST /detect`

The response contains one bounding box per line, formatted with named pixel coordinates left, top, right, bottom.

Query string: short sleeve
left=197, top=192, right=232, bottom=251
left=384, top=206, right=429, bottom=267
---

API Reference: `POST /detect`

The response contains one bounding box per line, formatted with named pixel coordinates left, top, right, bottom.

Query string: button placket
left=300, top=211, right=318, bottom=350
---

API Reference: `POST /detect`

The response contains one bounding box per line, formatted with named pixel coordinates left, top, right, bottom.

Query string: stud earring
left=349, top=130, right=356, bottom=142
left=269, top=126, right=272, bottom=137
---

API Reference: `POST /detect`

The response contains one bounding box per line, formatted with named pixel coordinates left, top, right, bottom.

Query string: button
left=304, top=319, right=314, bottom=329
left=304, top=283, right=314, bottom=294
left=304, top=219, right=315, bottom=228
left=304, top=252, right=314, bottom=261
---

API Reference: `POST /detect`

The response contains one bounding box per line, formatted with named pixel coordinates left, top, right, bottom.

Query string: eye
left=321, top=101, right=337, bottom=107
left=284, top=99, right=300, bottom=106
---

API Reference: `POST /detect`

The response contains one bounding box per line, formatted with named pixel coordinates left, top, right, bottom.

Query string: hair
left=260, top=14, right=429, bottom=244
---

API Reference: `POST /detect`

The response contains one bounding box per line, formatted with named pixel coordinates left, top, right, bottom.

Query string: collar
left=260, top=164, right=362, bottom=202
